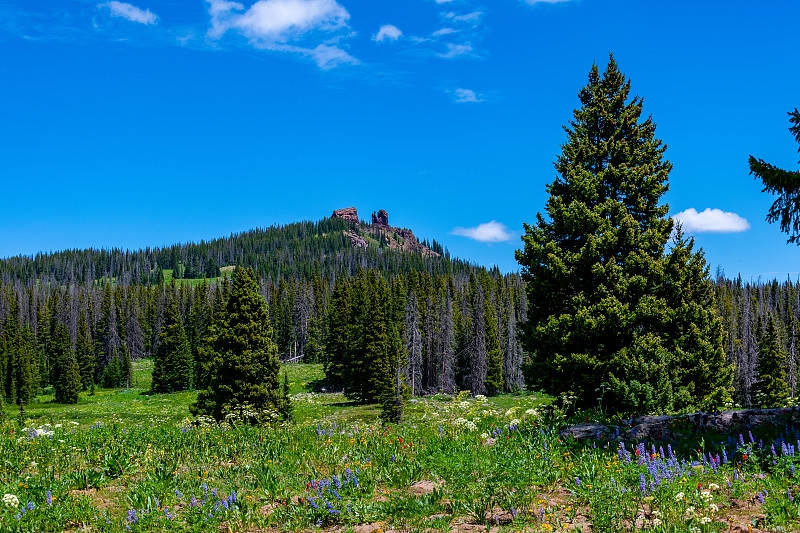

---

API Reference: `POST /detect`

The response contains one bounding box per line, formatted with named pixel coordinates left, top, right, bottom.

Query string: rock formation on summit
left=332, top=207, right=359, bottom=223
left=331, top=206, right=440, bottom=257
left=371, top=209, right=389, bottom=227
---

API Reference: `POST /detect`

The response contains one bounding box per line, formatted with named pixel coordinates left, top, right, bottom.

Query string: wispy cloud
left=452, top=221, right=515, bottom=242
left=442, top=11, right=483, bottom=23
left=520, top=0, right=574, bottom=5
left=437, top=42, right=473, bottom=58
left=99, top=1, right=158, bottom=25
left=672, top=208, right=750, bottom=234
left=453, top=88, right=482, bottom=102
left=374, top=24, right=402, bottom=42
left=206, top=0, right=355, bottom=69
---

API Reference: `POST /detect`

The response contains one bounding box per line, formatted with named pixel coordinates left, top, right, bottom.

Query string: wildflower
left=675, top=492, right=685, bottom=502
left=3, top=494, right=20, bottom=508
left=709, top=483, right=720, bottom=491
left=652, top=518, right=662, bottom=526
left=46, top=491, right=52, bottom=507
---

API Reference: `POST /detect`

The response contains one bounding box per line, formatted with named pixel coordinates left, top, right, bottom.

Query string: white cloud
left=374, top=24, right=401, bottom=42
left=453, top=88, right=482, bottom=103
left=452, top=221, right=515, bottom=242
left=208, top=0, right=349, bottom=44
left=672, top=208, right=750, bottom=234
left=435, top=0, right=454, bottom=3
left=100, top=1, right=158, bottom=25
left=443, top=11, right=483, bottom=23
left=432, top=27, right=456, bottom=37
left=309, top=43, right=357, bottom=69
left=206, top=0, right=356, bottom=69
left=521, top=0, right=574, bottom=4
left=437, top=42, right=472, bottom=58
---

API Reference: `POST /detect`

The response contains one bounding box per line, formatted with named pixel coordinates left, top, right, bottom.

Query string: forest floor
left=1, top=362, right=798, bottom=532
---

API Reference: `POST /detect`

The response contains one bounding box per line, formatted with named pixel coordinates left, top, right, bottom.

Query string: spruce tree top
left=518, top=56, right=673, bottom=327
left=516, top=56, right=731, bottom=413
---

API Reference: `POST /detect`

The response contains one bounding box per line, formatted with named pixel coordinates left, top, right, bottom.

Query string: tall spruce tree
left=151, top=295, right=193, bottom=393
left=749, top=109, right=800, bottom=243
left=190, top=268, right=290, bottom=424
left=751, top=314, right=789, bottom=407
left=51, top=324, right=81, bottom=404
left=516, top=56, right=731, bottom=413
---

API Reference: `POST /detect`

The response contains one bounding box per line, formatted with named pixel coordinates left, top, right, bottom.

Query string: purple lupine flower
left=788, top=489, right=794, bottom=502
left=639, top=473, right=647, bottom=496
left=212, top=487, right=217, bottom=499
left=771, top=443, right=778, bottom=457
left=575, top=477, right=581, bottom=487
left=27, top=502, right=34, bottom=511
left=127, top=509, right=138, bottom=524
left=46, top=491, right=52, bottom=507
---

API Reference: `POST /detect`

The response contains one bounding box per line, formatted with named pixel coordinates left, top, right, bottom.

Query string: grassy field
left=0, top=362, right=798, bottom=532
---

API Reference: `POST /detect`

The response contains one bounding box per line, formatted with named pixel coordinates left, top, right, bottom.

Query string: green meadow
left=0, top=361, right=798, bottom=533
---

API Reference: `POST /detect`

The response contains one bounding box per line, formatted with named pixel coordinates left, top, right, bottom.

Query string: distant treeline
left=0, top=217, right=527, bottom=407
left=0, top=216, right=797, bottom=408
left=0, top=217, right=455, bottom=286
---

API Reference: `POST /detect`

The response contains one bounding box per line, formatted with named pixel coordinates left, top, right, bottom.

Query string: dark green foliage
left=15, top=327, right=36, bottom=406
left=50, top=324, right=81, bottom=404
left=151, top=296, right=193, bottom=393
left=76, top=311, right=96, bottom=391
left=379, top=325, right=405, bottom=424
left=484, top=297, right=503, bottom=397
left=516, top=56, right=732, bottom=414
left=752, top=315, right=790, bottom=407
left=749, top=109, right=800, bottom=243
left=191, top=268, right=291, bottom=424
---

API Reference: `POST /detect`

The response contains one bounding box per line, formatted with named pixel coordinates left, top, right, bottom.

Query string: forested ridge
left=0, top=212, right=797, bottom=411
left=0, top=215, right=526, bottom=411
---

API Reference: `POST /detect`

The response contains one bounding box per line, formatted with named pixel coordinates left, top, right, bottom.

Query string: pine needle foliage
left=749, top=109, right=800, bottom=243
left=190, top=268, right=291, bottom=424
left=516, top=56, right=732, bottom=414
left=50, top=324, right=81, bottom=404
left=752, top=314, right=790, bottom=408
left=151, top=295, right=193, bottom=393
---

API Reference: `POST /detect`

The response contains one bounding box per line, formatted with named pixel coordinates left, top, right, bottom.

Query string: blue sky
left=1, top=0, right=799, bottom=281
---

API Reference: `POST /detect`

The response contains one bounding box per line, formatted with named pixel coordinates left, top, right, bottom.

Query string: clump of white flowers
left=453, top=418, right=477, bottom=431
left=474, top=394, right=488, bottom=403
left=3, top=494, right=20, bottom=508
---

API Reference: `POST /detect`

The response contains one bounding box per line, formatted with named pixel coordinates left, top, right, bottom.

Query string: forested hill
left=0, top=213, right=467, bottom=287
left=0, top=210, right=528, bottom=402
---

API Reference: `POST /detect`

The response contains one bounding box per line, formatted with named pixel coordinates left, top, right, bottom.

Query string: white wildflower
left=480, top=433, right=490, bottom=439
left=509, top=419, right=520, bottom=426
left=3, top=494, right=19, bottom=508
left=652, top=518, right=662, bottom=526
left=700, top=516, right=711, bottom=524
left=708, top=483, right=720, bottom=491
left=700, top=490, right=712, bottom=501
left=675, top=492, right=685, bottom=501
left=474, top=394, right=487, bottom=402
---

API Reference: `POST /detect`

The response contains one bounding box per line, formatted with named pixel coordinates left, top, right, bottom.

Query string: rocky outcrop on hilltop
left=372, top=209, right=389, bottom=227
left=332, top=207, right=440, bottom=257
left=332, top=207, right=359, bottom=223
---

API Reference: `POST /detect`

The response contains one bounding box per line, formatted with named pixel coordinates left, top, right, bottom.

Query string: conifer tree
left=76, top=311, right=96, bottom=390
left=750, top=109, right=800, bottom=243
left=484, top=297, right=504, bottom=397
left=516, top=56, right=732, bottom=413
left=380, top=325, right=405, bottom=424
left=152, top=296, right=193, bottom=393
left=191, top=268, right=290, bottom=424
left=752, top=314, right=789, bottom=407
left=51, top=324, right=81, bottom=404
